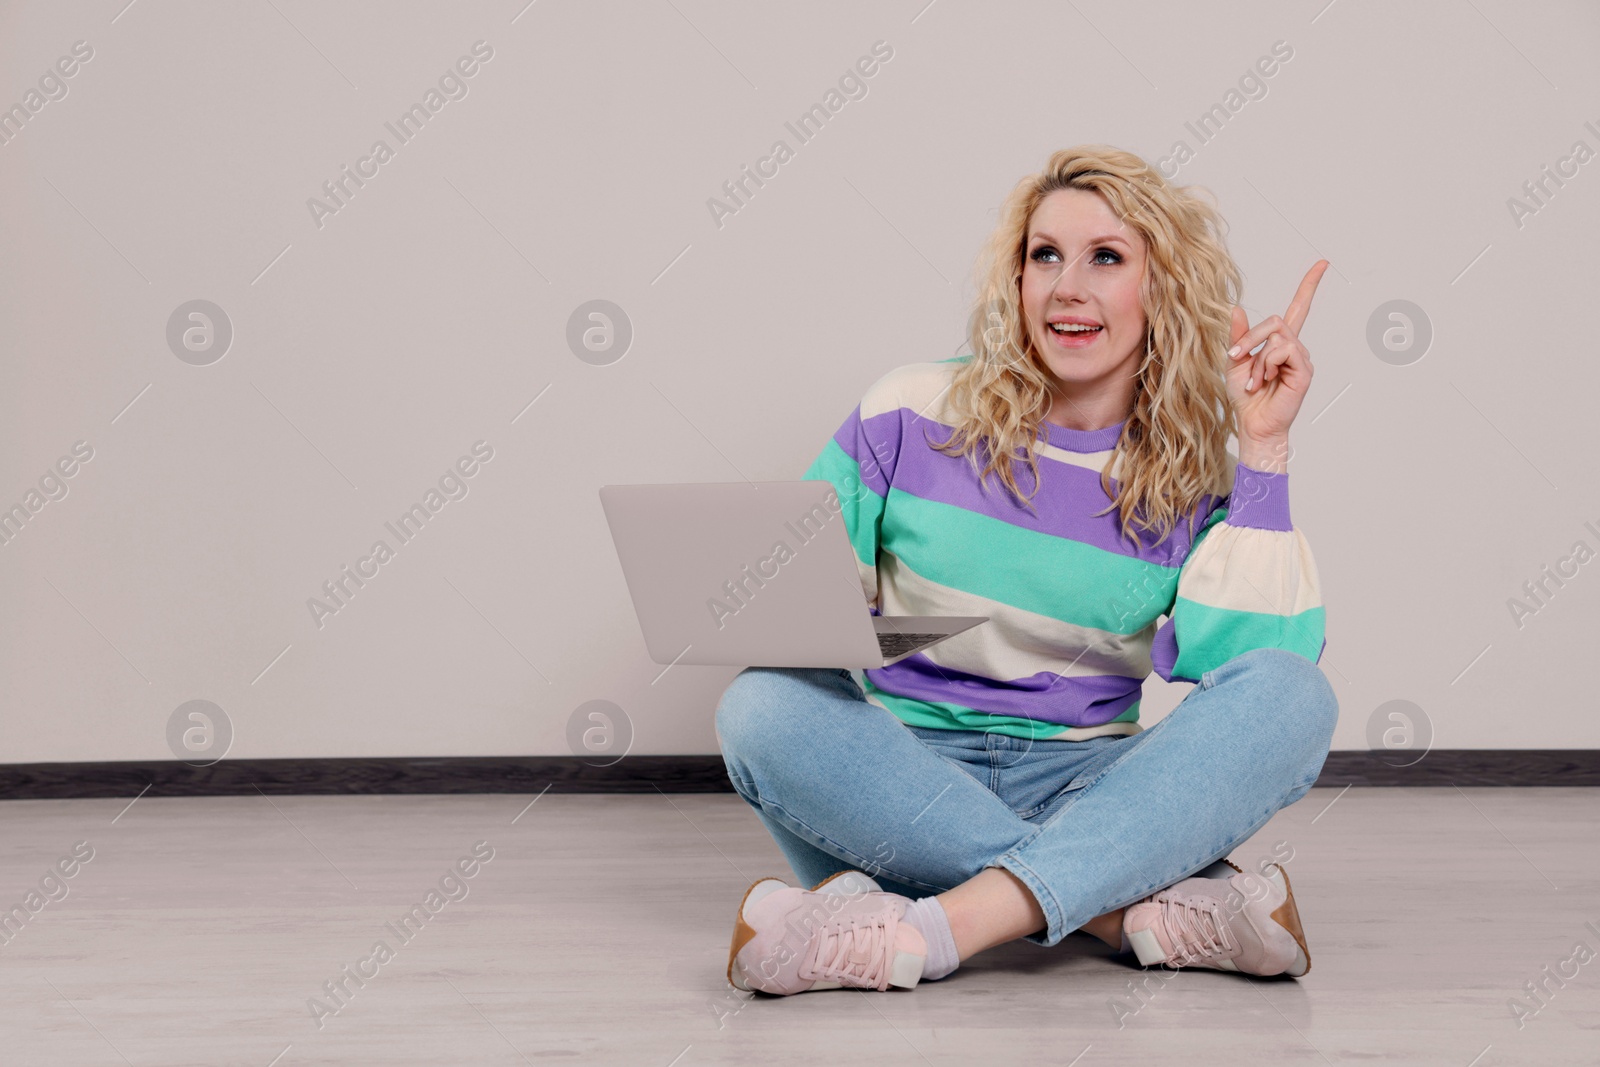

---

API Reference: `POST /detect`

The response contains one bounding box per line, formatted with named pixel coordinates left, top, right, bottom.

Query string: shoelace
left=799, top=909, right=898, bottom=990
left=1152, top=891, right=1236, bottom=966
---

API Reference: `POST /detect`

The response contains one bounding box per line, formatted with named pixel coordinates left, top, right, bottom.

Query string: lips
left=1047, top=323, right=1102, bottom=347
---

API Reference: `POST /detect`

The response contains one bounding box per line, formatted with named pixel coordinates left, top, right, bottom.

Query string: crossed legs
left=716, top=647, right=1338, bottom=956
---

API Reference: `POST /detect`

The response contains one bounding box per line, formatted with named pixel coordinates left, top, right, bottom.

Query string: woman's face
left=1019, top=187, right=1149, bottom=405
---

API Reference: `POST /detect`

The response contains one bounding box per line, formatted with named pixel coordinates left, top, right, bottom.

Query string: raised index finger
left=1284, top=259, right=1329, bottom=336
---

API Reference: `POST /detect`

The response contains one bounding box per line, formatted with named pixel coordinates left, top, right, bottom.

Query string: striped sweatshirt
left=802, top=357, right=1327, bottom=740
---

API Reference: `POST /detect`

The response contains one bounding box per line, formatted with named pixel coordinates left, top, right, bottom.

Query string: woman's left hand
left=1225, top=259, right=1328, bottom=444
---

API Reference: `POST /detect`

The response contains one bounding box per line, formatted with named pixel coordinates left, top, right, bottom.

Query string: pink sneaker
left=1122, top=862, right=1311, bottom=977
left=726, top=871, right=926, bottom=994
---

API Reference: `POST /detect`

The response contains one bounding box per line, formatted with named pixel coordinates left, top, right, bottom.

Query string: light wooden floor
left=0, top=788, right=1594, bottom=1066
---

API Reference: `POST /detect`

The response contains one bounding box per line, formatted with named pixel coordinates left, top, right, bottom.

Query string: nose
left=1049, top=255, right=1092, bottom=305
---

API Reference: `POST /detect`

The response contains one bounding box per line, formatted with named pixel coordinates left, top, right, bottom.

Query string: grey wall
left=2, top=0, right=1597, bottom=765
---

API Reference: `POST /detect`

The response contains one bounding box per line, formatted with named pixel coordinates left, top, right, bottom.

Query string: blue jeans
left=714, top=647, right=1338, bottom=947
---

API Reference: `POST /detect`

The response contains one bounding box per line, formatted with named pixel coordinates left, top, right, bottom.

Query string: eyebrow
left=1027, top=231, right=1133, bottom=247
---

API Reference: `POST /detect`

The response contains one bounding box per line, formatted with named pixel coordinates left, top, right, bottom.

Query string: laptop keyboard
left=876, top=632, right=946, bottom=658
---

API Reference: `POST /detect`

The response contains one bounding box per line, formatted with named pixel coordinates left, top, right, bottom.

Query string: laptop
left=598, top=480, right=988, bottom=668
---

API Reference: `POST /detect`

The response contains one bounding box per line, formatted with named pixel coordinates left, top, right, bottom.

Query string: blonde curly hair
left=929, top=144, right=1244, bottom=550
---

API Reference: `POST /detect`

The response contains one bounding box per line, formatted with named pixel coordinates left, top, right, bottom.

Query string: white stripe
left=858, top=361, right=960, bottom=422
left=1176, top=523, right=1324, bottom=616
left=876, top=551, right=1157, bottom=682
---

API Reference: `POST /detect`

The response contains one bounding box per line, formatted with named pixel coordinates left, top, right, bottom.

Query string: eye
left=1028, top=245, right=1123, bottom=265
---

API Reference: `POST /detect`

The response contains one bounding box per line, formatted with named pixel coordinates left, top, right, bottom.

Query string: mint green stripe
left=803, top=438, right=884, bottom=567
left=880, top=489, right=1179, bottom=633
left=1168, top=600, right=1326, bottom=680
left=865, top=680, right=1140, bottom=740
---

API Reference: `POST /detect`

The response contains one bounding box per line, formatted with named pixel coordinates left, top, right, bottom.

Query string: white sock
left=902, top=896, right=960, bottom=981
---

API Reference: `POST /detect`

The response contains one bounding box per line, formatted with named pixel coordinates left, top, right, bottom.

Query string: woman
left=714, top=145, right=1337, bottom=996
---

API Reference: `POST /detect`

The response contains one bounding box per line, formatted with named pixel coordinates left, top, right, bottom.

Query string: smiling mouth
left=1047, top=323, right=1103, bottom=345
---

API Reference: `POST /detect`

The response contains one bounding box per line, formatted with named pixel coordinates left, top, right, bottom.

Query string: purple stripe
left=832, top=405, right=894, bottom=498
left=1041, top=417, right=1127, bottom=451
left=1226, top=463, right=1292, bottom=531
left=1150, top=619, right=1199, bottom=684
left=867, top=652, right=1143, bottom=729
left=837, top=408, right=1220, bottom=566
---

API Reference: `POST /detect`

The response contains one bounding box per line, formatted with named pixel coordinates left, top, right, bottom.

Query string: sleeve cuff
left=1225, top=461, right=1293, bottom=531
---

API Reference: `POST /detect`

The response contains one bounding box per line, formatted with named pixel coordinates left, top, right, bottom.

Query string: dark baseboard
left=0, top=750, right=1597, bottom=800
left=0, top=756, right=731, bottom=800
left=1313, top=749, right=1600, bottom=786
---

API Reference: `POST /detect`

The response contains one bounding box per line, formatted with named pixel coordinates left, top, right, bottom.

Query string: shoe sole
left=1265, top=862, right=1311, bottom=977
